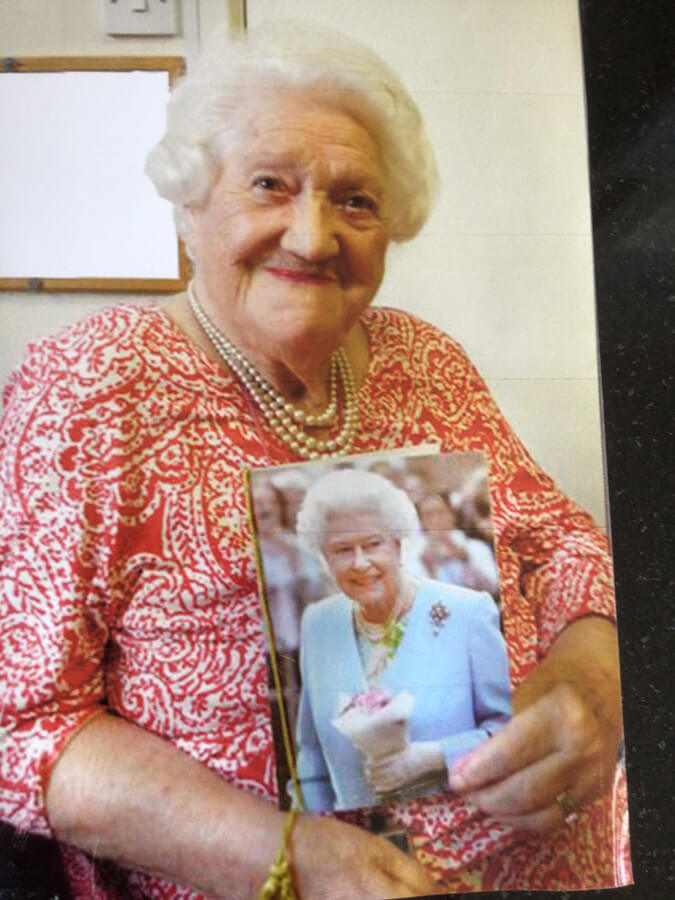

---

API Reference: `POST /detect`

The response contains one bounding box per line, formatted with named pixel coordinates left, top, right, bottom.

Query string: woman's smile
left=321, top=511, right=402, bottom=621
left=264, top=266, right=337, bottom=285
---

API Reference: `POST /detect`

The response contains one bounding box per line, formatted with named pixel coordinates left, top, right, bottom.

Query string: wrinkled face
left=321, top=511, right=401, bottom=622
left=187, top=90, right=390, bottom=364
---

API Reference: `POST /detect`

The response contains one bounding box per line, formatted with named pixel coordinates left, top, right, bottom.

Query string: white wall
left=0, top=0, right=609, bottom=527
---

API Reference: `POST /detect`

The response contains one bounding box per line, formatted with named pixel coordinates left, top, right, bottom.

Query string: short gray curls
left=296, top=468, right=420, bottom=557
left=145, top=20, right=439, bottom=243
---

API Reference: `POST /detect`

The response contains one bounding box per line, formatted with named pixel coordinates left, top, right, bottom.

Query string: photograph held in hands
left=248, top=451, right=512, bottom=831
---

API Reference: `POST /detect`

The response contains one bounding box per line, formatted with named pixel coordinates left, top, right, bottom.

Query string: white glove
left=364, top=741, right=445, bottom=792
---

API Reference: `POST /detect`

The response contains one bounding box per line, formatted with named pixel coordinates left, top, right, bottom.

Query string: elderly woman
left=0, top=20, right=623, bottom=899
left=293, top=469, right=511, bottom=813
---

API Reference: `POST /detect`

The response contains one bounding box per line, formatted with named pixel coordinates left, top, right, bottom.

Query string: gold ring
left=555, top=791, right=579, bottom=825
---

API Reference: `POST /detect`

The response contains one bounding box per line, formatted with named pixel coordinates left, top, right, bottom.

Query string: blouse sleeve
left=414, top=318, right=617, bottom=675
left=0, top=345, right=114, bottom=836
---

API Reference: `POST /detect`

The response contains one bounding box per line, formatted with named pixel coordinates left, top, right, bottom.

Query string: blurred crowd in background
left=252, top=452, right=500, bottom=657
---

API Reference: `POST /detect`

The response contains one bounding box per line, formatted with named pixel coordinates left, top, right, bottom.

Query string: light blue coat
left=295, top=580, right=512, bottom=812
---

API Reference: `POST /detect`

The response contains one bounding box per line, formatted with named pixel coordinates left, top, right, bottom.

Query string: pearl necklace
left=353, top=580, right=414, bottom=644
left=187, top=282, right=360, bottom=459
left=354, top=584, right=415, bottom=684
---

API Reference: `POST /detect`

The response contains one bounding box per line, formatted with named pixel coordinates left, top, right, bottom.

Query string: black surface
left=0, top=822, right=70, bottom=899
left=581, top=1, right=675, bottom=898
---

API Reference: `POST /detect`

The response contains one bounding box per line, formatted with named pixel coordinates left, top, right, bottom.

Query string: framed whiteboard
left=0, top=57, right=189, bottom=293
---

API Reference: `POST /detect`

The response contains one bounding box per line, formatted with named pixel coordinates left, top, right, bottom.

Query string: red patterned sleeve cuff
left=523, top=554, right=617, bottom=657
left=0, top=706, right=106, bottom=836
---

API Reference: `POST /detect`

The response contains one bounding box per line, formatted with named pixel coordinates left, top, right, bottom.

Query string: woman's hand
left=448, top=617, right=623, bottom=832
left=46, top=714, right=436, bottom=900
left=365, top=742, right=444, bottom=793
left=293, top=816, right=438, bottom=899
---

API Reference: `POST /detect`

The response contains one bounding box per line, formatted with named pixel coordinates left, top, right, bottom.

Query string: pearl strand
left=187, top=283, right=360, bottom=459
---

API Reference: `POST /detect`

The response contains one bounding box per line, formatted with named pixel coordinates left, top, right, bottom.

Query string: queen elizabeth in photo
left=293, top=468, right=512, bottom=812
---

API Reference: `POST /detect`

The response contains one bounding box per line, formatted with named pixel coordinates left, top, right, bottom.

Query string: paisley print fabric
left=0, top=304, right=627, bottom=896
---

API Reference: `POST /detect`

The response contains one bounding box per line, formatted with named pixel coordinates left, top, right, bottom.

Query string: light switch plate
left=103, top=0, right=178, bottom=37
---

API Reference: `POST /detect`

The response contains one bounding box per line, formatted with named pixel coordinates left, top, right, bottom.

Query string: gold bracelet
left=257, top=809, right=298, bottom=900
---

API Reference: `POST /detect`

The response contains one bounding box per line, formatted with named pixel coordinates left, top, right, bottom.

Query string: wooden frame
left=0, top=56, right=190, bottom=293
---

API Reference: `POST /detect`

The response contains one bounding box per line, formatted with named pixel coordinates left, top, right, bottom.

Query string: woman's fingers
left=465, top=714, right=605, bottom=818
left=449, top=701, right=556, bottom=793
left=465, top=751, right=571, bottom=816
left=387, top=847, right=439, bottom=895
left=452, top=682, right=612, bottom=833
left=489, top=760, right=604, bottom=833
left=294, top=817, right=438, bottom=899
left=400, top=862, right=440, bottom=895
left=486, top=802, right=566, bottom=834
left=450, top=682, right=600, bottom=795
left=446, top=620, right=622, bottom=835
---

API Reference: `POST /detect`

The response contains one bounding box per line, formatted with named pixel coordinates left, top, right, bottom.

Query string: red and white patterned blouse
left=0, top=304, right=627, bottom=897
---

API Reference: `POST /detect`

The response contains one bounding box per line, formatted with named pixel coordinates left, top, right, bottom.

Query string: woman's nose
left=280, top=193, right=339, bottom=261
left=352, top=546, right=371, bottom=570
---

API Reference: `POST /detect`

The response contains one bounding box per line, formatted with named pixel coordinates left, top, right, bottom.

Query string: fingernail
left=450, top=757, right=470, bottom=789
left=452, top=755, right=470, bottom=776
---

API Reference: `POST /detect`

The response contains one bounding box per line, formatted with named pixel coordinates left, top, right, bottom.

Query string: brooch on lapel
left=429, top=601, right=450, bottom=636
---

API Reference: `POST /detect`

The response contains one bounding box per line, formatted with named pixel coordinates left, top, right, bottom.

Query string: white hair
left=296, top=468, right=420, bottom=557
left=145, top=20, right=439, bottom=244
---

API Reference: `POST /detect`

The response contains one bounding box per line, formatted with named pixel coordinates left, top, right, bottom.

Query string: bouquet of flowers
left=331, top=687, right=414, bottom=760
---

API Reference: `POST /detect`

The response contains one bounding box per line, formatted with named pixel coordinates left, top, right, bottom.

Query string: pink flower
left=342, top=687, right=392, bottom=716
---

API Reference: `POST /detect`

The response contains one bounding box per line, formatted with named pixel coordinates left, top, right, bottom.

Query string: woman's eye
left=330, top=545, right=354, bottom=558
left=252, top=176, right=284, bottom=193
left=344, top=194, right=378, bottom=214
